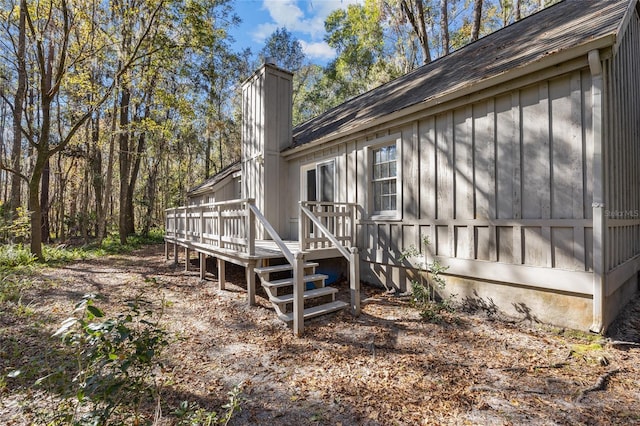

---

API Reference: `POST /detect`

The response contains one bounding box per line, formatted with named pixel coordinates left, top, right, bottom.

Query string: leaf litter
left=0, top=244, right=639, bottom=425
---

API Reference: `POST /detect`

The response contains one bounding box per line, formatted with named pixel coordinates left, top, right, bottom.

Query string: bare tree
left=471, top=0, right=484, bottom=41
left=514, top=0, right=522, bottom=21
left=9, top=0, right=27, bottom=217
left=440, top=0, right=449, bottom=55
left=401, top=0, right=432, bottom=64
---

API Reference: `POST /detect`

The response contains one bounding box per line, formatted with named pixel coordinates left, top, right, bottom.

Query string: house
left=166, top=0, right=640, bottom=334
left=186, top=162, right=241, bottom=206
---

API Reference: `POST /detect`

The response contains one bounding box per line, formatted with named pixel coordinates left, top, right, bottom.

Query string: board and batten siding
left=349, top=69, right=595, bottom=296
left=603, top=8, right=640, bottom=297
left=241, top=65, right=293, bottom=236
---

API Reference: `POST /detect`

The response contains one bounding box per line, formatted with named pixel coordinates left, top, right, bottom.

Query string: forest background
left=0, top=0, right=558, bottom=259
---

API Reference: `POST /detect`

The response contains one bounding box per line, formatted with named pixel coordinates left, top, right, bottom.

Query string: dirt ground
left=1, top=243, right=639, bottom=425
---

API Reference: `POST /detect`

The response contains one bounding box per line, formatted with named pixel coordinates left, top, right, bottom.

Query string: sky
left=229, top=0, right=362, bottom=65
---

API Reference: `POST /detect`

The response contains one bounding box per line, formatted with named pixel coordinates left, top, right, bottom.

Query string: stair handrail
left=247, top=201, right=304, bottom=335
left=247, top=202, right=295, bottom=265
left=299, top=203, right=350, bottom=260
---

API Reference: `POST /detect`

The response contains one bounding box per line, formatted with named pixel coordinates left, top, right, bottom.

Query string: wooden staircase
left=255, top=261, right=348, bottom=323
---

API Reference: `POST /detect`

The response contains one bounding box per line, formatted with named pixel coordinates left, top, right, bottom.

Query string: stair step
left=263, top=273, right=328, bottom=289
left=270, top=286, right=338, bottom=305
left=255, top=262, right=319, bottom=275
left=278, top=300, right=349, bottom=323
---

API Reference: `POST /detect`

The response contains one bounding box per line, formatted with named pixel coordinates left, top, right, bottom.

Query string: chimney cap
left=265, top=57, right=277, bottom=66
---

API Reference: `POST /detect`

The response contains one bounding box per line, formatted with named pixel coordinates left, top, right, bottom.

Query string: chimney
left=240, top=62, right=293, bottom=236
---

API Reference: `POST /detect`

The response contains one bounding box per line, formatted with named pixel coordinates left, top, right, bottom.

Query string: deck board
left=166, top=236, right=301, bottom=266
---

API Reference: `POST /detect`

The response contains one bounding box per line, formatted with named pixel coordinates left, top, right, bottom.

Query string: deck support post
left=165, top=241, right=168, bottom=260
left=199, top=253, right=206, bottom=279
left=173, top=243, right=178, bottom=265
left=293, top=251, right=305, bottom=336
left=247, top=261, right=256, bottom=306
left=184, top=248, right=190, bottom=272
left=349, top=247, right=361, bottom=316
left=218, top=258, right=226, bottom=290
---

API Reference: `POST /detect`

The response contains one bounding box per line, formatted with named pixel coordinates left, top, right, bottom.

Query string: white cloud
left=248, top=0, right=363, bottom=63
left=299, top=40, right=335, bottom=61
left=252, top=22, right=280, bottom=43
left=262, top=0, right=306, bottom=31
left=255, top=0, right=362, bottom=41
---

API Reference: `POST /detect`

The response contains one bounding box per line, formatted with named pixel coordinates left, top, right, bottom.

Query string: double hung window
left=372, top=145, right=397, bottom=213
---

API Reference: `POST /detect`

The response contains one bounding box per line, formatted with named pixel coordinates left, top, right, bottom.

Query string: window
left=372, top=145, right=397, bottom=213
left=303, top=161, right=335, bottom=203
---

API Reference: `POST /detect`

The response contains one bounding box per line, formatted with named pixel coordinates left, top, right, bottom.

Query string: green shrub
left=98, top=230, right=165, bottom=254
left=50, top=295, right=169, bottom=425
left=0, top=245, right=36, bottom=268
left=174, top=384, right=244, bottom=426
left=400, top=236, right=455, bottom=323
left=0, top=205, right=31, bottom=243
left=43, top=294, right=243, bottom=425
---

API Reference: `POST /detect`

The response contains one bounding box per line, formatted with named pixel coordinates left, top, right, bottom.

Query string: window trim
left=300, top=159, right=337, bottom=203
left=364, top=133, right=402, bottom=221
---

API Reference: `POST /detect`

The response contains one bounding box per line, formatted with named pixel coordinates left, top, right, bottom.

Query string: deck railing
left=299, top=201, right=360, bottom=319
left=299, top=201, right=357, bottom=252
left=166, top=198, right=360, bottom=336
left=165, top=198, right=256, bottom=255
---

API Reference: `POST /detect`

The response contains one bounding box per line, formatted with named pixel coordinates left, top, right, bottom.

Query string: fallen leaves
left=2, top=245, right=639, bottom=425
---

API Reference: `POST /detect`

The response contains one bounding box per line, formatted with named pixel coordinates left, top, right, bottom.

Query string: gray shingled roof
left=291, top=0, right=630, bottom=148
left=187, top=161, right=241, bottom=197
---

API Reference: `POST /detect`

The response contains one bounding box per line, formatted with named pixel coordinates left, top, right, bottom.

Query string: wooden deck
left=164, top=198, right=360, bottom=336
left=165, top=236, right=343, bottom=266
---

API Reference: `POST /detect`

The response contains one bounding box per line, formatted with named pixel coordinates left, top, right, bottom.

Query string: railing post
left=173, top=208, right=178, bottom=240
left=185, top=205, right=190, bottom=241
left=299, top=202, right=306, bottom=251
left=293, top=251, right=305, bottom=336
left=351, top=204, right=356, bottom=248
left=217, top=205, right=223, bottom=249
left=198, top=206, right=203, bottom=243
left=172, top=208, right=178, bottom=265
left=247, top=199, right=255, bottom=256
left=349, top=247, right=361, bottom=316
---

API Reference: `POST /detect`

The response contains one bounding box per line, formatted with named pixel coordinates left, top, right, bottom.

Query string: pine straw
left=1, top=245, right=639, bottom=425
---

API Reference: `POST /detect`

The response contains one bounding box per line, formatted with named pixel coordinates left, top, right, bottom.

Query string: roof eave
left=283, top=33, right=617, bottom=159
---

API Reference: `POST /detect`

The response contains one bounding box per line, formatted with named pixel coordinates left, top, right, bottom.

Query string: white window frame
left=364, top=133, right=402, bottom=220
left=300, top=159, right=337, bottom=203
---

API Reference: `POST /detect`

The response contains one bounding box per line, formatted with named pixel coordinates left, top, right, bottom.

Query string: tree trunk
left=97, top=92, right=118, bottom=243
left=440, top=0, right=449, bottom=55
left=57, top=152, right=66, bottom=242
left=80, top=138, right=90, bottom=243
left=142, top=158, right=159, bottom=236
left=205, top=135, right=211, bottom=179
left=471, top=0, right=483, bottom=41
left=118, top=86, right=132, bottom=244
left=514, top=0, right=522, bottom=21
left=90, top=111, right=103, bottom=239
left=29, top=37, right=56, bottom=260
left=125, top=123, right=147, bottom=236
left=10, top=0, right=27, bottom=216
left=40, top=158, right=50, bottom=243
left=401, top=0, right=431, bottom=64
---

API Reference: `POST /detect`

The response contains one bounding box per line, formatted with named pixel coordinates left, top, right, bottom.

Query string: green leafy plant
left=174, top=384, right=243, bottom=426
left=0, top=244, right=36, bottom=269
left=400, top=236, right=455, bottom=322
left=50, top=295, right=169, bottom=425
left=96, top=230, right=165, bottom=255
left=0, top=205, right=31, bottom=244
